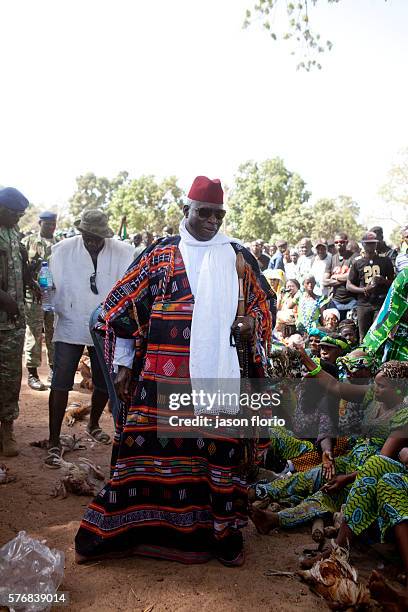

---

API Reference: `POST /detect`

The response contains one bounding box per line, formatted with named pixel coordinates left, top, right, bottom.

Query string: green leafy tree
left=244, top=0, right=388, bottom=71
left=309, top=196, right=364, bottom=241
left=228, top=158, right=311, bottom=242
left=107, top=175, right=184, bottom=235
left=69, top=171, right=129, bottom=217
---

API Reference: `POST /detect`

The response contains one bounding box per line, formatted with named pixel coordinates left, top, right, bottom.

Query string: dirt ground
left=0, top=356, right=401, bottom=611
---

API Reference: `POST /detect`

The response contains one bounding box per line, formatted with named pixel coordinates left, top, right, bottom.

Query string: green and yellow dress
left=252, top=397, right=408, bottom=529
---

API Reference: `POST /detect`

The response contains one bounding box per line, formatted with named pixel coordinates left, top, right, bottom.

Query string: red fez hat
left=188, top=176, right=223, bottom=205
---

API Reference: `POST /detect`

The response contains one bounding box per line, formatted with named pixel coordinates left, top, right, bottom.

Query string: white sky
left=1, top=0, right=407, bottom=229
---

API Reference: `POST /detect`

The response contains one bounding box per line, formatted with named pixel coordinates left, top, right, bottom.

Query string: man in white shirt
left=297, top=237, right=314, bottom=283
left=46, top=210, right=134, bottom=467
left=310, top=238, right=331, bottom=297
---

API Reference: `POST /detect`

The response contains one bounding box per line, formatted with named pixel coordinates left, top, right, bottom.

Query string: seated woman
left=369, top=452, right=408, bottom=612
left=288, top=347, right=377, bottom=474
left=301, top=449, right=408, bottom=611
left=338, top=320, right=359, bottom=349
left=318, top=333, right=349, bottom=366
left=305, top=327, right=325, bottom=357
left=322, top=308, right=340, bottom=333
left=249, top=360, right=408, bottom=536
left=265, top=342, right=351, bottom=476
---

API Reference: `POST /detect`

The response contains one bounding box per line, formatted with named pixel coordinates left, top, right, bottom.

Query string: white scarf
left=179, top=219, right=241, bottom=415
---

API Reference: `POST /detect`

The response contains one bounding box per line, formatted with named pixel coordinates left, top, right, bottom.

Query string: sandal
left=86, top=427, right=111, bottom=445
left=60, top=433, right=86, bottom=451
left=44, top=446, right=64, bottom=469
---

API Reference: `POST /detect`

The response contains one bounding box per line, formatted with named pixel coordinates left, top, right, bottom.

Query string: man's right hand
left=364, top=283, right=376, bottom=297
left=115, top=366, right=133, bottom=402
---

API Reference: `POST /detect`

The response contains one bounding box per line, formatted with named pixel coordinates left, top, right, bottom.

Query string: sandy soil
left=0, top=356, right=402, bottom=611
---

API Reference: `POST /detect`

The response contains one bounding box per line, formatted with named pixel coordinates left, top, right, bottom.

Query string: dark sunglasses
left=193, top=207, right=226, bottom=221
left=90, top=272, right=99, bottom=295
left=334, top=240, right=347, bottom=244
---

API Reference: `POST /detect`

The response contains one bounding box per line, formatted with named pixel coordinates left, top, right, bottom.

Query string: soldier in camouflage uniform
left=0, top=187, right=30, bottom=457
left=23, top=211, right=57, bottom=390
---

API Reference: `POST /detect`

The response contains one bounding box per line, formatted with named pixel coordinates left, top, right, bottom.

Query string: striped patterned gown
left=75, top=237, right=271, bottom=563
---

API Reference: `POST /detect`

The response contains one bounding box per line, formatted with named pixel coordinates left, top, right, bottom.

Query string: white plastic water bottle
left=38, top=261, right=55, bottom=312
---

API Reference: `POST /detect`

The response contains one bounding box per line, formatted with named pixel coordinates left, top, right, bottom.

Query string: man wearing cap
left=347, top=231, right=394, bottom=341
left=22, top=211, right=57, bottom=390
left=268, top=238, right=287, bottom=272
left=46, top=210, right=135, bottom=467
left=310, top=238, right=331, bottom=297
left=75, top=176, right=271, bottom=567
left=0, top=187, right=30, bottom=456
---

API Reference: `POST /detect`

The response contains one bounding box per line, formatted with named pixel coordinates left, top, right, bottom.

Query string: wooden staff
left=235, top=252, right=247, bottom=376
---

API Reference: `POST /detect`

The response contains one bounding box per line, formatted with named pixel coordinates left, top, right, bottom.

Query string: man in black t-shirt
left=347, top=231, right=394, bottom=341
left=323, top=232, right=358, bottom=320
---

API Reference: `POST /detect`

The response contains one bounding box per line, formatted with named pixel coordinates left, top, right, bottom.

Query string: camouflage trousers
left=24, top=297, right=54, bottom=369
left=0, top=327, right=25, bottom=422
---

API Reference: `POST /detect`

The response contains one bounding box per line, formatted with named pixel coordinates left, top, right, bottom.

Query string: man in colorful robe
left=75, top=176, right=272, bottom=566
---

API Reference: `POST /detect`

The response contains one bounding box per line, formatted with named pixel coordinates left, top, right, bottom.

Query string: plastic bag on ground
left=0, top=531, right=64, bottom=611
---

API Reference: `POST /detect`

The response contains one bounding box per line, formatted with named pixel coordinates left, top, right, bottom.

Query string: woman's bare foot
left=249, top=505, right=280, bottom=534
left=368, top=570, right=408, bottom=612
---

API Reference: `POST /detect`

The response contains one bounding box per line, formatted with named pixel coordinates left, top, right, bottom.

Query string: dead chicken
left=297, top=542, right=371, bottom=610
left=51, top=457, right=105, bottom=498
left=64, top=402, right=91, bottom=427
left=78, top=355, right=93, bottom=390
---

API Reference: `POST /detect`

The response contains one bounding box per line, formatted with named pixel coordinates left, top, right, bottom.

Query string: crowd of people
left=0, top=179, right=407, bottom=610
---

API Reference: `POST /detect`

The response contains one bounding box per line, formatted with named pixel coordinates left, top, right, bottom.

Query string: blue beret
left=39, top=210, right=57, bottom=221
left=0, top=187, right=29, bottom=212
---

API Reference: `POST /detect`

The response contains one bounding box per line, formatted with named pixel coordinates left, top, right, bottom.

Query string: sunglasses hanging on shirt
left=90, top=271, right=99, bottom=295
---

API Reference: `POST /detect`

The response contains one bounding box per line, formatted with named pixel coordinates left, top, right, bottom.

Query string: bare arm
left=380, top=432, right=408, bottom=459
left=300, top=348, right=369, bottom=402
left=346, top=279, right=366, bottom=295
left=322, top=270, right=341, bottom=288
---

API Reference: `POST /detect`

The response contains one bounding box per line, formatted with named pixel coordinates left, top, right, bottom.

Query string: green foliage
left=227, top=158, right=363, bottom=244
left=108, top=175, right=184, bottom=235
left=65, top=161, right=364, bottom=243
left=227, top=158, right=311, bottom=241
left=309, top=196, right=364, bottom=240
left=244, top=0, right=387, bottom=71
left=69, top=171, right=129, bottom=217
